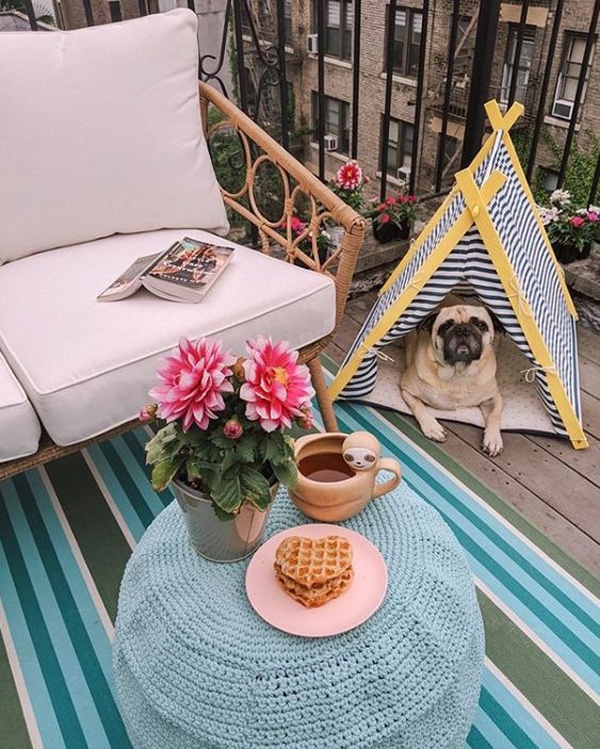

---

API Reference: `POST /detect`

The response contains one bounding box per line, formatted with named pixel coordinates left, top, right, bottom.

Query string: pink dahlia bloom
left=149, top=338, right=235, bottom=432
left=336, top=161, right=363, bottom=191
left=240, top=337, right=315, bottom=431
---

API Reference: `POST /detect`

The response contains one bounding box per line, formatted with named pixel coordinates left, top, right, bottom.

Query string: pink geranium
left=149, top=338, right=235, bottom=432
left=240, top=337, right=315, bottom=431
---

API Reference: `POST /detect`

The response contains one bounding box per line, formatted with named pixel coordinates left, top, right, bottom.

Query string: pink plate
left=246, top=523, right=388, bottom=637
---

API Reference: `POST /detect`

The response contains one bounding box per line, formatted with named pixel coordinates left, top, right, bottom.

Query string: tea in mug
left=298, top=453, right=355, bottom=483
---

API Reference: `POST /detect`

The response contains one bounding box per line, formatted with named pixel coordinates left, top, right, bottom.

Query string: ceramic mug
left=289, top=432, right=402, bottom=522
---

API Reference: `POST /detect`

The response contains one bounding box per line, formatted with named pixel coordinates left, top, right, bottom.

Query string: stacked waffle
left=274, top=535, right=354, bottom=608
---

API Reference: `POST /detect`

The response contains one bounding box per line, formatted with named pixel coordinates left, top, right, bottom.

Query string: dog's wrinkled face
left=432, top=305, right=495, bottom=365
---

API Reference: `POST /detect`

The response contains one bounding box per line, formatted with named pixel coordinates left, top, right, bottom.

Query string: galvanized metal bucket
left=173, top=479, right=275, bottom=562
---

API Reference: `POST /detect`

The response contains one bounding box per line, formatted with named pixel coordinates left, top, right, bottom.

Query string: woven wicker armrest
left=199, top=82, right=365, bottom=332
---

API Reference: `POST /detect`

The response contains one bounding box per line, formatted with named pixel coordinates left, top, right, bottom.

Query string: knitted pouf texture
left=113, top=484, right=485, bottom=749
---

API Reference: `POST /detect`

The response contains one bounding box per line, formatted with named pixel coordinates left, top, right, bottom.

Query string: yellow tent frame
left=329, top=101, right=588, bottom=450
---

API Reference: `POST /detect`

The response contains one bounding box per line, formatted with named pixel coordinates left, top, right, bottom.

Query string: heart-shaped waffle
left=275, top=566, right=354, bottom=608
left=274, top=535, right=353, bottom=588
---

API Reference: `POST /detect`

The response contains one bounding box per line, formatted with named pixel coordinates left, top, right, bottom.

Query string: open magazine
left=97, top=237, right=235, bottom=303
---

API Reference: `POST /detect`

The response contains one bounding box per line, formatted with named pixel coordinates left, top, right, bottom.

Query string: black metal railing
left=15, top=0, right=600, bottom=207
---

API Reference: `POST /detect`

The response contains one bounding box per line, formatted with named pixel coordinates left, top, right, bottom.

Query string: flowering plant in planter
left=538, top=190, right=599, bottom=257
left=364, top=192, right=419, bottom=232
left=141, top=337, right=314, bottom=519
left=328, top=160, right=369, bottom=212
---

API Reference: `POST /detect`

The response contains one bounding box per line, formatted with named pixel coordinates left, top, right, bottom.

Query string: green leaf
left=264, top=431, right=285, bottom=464
left=212, top=474, right=243, bottom=514
left=240, top=466, right=272, bottom=510
left=212, top=503, right=237, bottom=521
left=145, top=424, right=180, bottom=464
left=271, top=459, right=297, bottom=489
left=151, top=457, right=183, bottom=491
left=235, top=437, right=255, bottom=463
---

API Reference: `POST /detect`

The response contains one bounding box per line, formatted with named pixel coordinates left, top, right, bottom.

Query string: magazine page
left=97, top=252, right=161, bottom=302
left=143, top=238, right=234, bottom=299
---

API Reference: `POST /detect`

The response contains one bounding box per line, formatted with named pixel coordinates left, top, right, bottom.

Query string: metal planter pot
left=172, top=478, right=276, bottom=562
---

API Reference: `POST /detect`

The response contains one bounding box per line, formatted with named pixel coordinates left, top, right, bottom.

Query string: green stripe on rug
left=44, top=454, right=132, bottom=623
left=0, top=629, right=32, bottom=749
left=478, top=590, right=600, bottom=748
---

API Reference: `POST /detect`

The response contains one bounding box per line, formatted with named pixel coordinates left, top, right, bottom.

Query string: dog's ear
left=415, top=311, right=438, bottom=333
left=486, top=309, right=505, bottom=335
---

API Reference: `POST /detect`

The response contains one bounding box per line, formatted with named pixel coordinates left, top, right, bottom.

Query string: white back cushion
left=0, top=9, right=228, bottom=264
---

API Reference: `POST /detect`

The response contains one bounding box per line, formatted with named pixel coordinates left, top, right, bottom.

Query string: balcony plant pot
left=372, top=220, right=410, bottom=244
left=173, top=478, right=278, bottom=562
left=551, top=241, right=591, bottom=265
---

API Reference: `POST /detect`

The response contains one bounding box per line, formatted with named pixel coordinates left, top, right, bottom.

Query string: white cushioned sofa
left=0, top=10, right=364, bottom=475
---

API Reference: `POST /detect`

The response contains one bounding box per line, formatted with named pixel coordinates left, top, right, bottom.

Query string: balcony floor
left=327, top=290, right=600, bottom=579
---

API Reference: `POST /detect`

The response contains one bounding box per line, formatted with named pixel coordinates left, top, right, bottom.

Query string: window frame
left=312, top=0, right=354, bottom=62
left=385, top=5, right=423, bottom=78
left=312, top=93, right=351, bottom=155
left=382, top=117, right=414, bottom=177
left=552, top=32, right=595, bottom=120
left=500, top=24, right=535, bottom=105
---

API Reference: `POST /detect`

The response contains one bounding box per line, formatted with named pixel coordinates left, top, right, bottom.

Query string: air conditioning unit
left=306, top=34, right=319, bottom=54
left=323, top=134, right=338, bottom=151
left=396, top=167, right=411, bottom=183
left=552, top=99, right=574, bottom=120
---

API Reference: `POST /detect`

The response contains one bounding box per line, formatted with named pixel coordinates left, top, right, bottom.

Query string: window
left=284, top=0, right=293, bottom=43
left=386, top=6, right=423, bottom=77
left=312, top=93, right=350, bottom=154
left=500, top=25, right=535, bottom=104
left=552, top=33, right=595, bottom=120
left=382, top=118, right=414, bottom=177
left=312, top=0, right=354, bottom=61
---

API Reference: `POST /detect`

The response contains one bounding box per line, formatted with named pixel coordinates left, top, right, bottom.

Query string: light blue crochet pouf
left=113, top=485, right=484, bottom=749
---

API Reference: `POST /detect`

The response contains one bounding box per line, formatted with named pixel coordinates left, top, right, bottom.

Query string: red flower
left=570, top=216, right=586, bottom=229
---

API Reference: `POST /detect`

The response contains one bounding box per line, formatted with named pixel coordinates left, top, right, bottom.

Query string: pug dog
left=400, top=298, right=504, bottom=456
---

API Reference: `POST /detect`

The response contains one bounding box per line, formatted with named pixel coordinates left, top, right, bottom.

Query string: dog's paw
left=482, top=430, right=503, bottom=457
left=421, top=416, right=447, bottom=442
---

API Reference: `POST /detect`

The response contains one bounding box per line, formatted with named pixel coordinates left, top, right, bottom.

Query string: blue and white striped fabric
left=338, top=134, right=580, bottom=437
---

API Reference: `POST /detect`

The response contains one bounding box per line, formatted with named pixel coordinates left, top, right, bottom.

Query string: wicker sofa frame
left=0, top=82, right=365, bottom=481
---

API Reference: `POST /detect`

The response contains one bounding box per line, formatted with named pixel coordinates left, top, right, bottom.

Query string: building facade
left=239, top=1, right=599, bottom=201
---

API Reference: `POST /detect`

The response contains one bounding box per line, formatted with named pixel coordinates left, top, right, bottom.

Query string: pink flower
left=570, top=216, right=586, bottom=229
left=587, top=211, right=599, bottom=222
left=335, top=161, right=363, bottom=191
left=149, top=338, right=235, bottom=432
left=223, top=418, right=243, bottom=440
left=240, top=337, right=315, bottom=431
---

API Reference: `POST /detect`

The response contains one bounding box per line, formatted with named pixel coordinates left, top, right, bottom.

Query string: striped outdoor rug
left=1, top=390, right=599, bottom=747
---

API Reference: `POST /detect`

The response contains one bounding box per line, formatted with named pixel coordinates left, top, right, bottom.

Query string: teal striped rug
left=1, top=393, right=599, bottom=747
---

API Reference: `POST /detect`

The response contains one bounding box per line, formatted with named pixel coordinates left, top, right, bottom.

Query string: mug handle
left=372, top=458, right=402, bottom=499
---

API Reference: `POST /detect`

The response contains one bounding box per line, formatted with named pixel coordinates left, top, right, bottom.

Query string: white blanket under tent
left=330, top=101, right=588, bottom=450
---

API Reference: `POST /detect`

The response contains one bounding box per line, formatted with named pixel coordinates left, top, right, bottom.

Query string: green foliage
left=540, top=128, right=599, bottom=207
left=144, top=375, right=302, bottom=519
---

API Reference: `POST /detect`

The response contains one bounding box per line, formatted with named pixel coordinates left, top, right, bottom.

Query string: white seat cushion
left=0, top=9, right=228, bottom=264
left=0, top=230, right=335, bottom=446
left=0, top=352, right=41, bottom=462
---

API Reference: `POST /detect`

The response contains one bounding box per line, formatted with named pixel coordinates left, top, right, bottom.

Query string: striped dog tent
left=329, top=102, right=588, bottom=449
